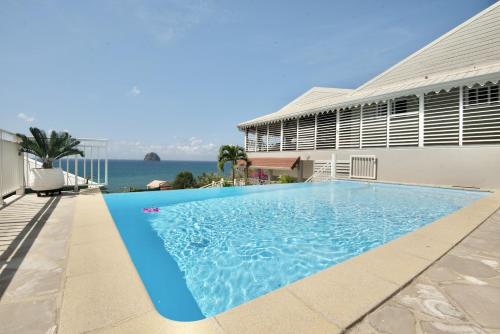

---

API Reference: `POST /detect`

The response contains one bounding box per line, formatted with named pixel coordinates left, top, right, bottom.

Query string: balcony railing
left=0, top=128, right=108, bottom=205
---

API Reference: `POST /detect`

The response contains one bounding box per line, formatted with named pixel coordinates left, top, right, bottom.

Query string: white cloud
left=108, top=136, right=218, bottom=160
left=129, top=85, right=141, bottom=96
left=17, top=112, right=35, bottom=122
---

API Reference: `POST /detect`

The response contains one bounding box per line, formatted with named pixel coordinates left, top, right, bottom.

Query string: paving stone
left=423, top=266, right=461, bottom=283
left=437, top=254, right=499, bottom=278
left=420, top=321, right=487, bottom=334
left=367, top=305, right=415, bottom=334
left=445, top=284, right=500, bottom=328
left=0, top=298, right=57, bottom=334
left=397, top=282, right=465, bottom=321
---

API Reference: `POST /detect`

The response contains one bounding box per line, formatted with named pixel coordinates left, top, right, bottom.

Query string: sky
left=0, top=0, right=496, bottom=160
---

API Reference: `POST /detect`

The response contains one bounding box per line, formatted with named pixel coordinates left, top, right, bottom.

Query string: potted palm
left=217, top=145, right=247, bottom=185
left=17, top=127, right=84, bottom=196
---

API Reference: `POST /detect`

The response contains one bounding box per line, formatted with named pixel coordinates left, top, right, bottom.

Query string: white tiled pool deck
left=0, top=188, right=499, bottom=333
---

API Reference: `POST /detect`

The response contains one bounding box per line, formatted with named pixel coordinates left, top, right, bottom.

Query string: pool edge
left=59, top=186, right=500, bottom=334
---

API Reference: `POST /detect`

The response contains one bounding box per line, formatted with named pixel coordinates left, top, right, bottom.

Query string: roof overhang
left=239, top=157, right=300, bottom=170
left=237, top=69, right=500, bottom=129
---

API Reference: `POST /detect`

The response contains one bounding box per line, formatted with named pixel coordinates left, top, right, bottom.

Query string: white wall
left=248, top=146, right=500, bottom=189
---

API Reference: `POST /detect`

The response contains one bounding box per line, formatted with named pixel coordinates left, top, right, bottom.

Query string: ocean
left=56, top=159, right=225, bottom=192
left=107, top=160, right=225, bottom=192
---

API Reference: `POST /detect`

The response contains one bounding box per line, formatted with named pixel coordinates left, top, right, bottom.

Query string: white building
left=237, top=2, right=500, bottom=189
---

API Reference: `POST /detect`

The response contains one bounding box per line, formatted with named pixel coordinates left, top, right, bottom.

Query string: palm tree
left=17, top=127, right=84, bottom=168
left=217, top=145, right=247, bottom=184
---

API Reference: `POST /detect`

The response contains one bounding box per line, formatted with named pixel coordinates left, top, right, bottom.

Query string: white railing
left=0, top=129, right=24, bottom=205
left=25, top=138, right=108, bottom=190
left=350, top=155, right=377, bottom=179
left=1, top=128, right=108, bottom=205
left=200, top=178, right=225, bottom=188
left=306, top=160, right=333, bottom=183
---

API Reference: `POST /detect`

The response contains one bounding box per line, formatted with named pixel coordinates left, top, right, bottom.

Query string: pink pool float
left=143, top=207, right=160, bottom=213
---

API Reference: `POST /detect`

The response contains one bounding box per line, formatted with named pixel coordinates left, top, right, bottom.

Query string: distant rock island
left=144, top=152, right=161, bottom=161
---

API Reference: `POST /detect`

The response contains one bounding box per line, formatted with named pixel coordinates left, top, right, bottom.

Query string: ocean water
left=56, top=159, right=223, bottom=192
left=105, top=160, right=222, bottom=192
left=104, top=181, right=486, bottom=320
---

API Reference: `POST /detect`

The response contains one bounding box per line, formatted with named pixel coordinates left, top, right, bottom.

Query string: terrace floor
left=0, top=189, right=499, bottom=333
left=348, top=208, right=500, bottom=334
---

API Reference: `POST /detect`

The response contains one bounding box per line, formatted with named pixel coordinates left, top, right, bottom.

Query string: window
left=393, top=100, right=407, bottom=114
left=467, top=84, right=499, bottom=105
left=491, top=85, right=499, bottom=102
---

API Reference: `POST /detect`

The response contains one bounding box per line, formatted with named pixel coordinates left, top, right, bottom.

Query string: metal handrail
left=305, top=162, right=333, bottom=183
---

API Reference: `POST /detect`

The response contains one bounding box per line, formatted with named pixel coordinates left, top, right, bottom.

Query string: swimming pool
left=104, top=181, right=485, bottom=321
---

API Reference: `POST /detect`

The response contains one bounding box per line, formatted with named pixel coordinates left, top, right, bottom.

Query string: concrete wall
left=247, top=146, right=500, bottom=190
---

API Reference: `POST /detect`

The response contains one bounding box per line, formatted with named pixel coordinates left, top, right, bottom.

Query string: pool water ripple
left=143, top=181, right=484, bottom=317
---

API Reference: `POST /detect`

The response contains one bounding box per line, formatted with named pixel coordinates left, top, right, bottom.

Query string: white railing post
left=74, top=155, right=79, bottom=192
left=331, top=153, right=336, bottom=179
left=459, top=85, right=464, bottom=146
left=104, top=144, right=108, bottom=186
left=418, top=94, right=425, bottom=147
left=90, top=146, right=94, bottom=185
left=97, top=149, right=101, bottom=185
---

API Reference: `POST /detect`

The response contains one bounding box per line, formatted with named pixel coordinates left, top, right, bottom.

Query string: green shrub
left=278, top=175, right=296, bottom=183
left=172, top=171, right=196, bottom=189
left=196, top=172, right=221, bottom=187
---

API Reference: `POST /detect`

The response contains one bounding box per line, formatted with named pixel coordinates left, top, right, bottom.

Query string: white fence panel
left=350, top=155, right=377, bottom=180
left=0, top=130, right=24, bottom=201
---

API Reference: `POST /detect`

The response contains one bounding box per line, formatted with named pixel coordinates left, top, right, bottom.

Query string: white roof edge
left=356, top=2, right=500, bottom=91
left=237, top=71, right=500, bottom=128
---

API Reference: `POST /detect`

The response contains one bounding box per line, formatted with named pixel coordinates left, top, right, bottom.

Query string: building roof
left=146, top=180, right=169, bottom=189
left=238, top=2, right=500, bottom=128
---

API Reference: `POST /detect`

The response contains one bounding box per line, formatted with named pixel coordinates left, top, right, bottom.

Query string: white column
left=254, top=127, right=258, bottom=152
left=387, top=100, right=391, bottom=148
left=418, top=94, right=425, bottom=148
left=314, top=114, right=318, bottom=150
left=360, top=105, right=364, bottom=149
left=266, top=124, right=269, bottom=152
left=335, top=110, right=340, bottom=150
left=296, top=118, right=300, bottom=150
left=459, top=86, right=464, bottom=146
left=280, top=120, right=283, bottom=151
left=244, top=129, right=247, bottom=151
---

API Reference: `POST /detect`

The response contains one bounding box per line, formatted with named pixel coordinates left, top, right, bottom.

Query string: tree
left=217, top=145, right=247, bottom=184
left=172, top=171, right=195, bottom=189
left=17, top=127, right=84, bottom=168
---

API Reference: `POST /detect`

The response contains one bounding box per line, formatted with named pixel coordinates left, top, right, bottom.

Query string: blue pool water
left=104, top=181, right=485, bottom=321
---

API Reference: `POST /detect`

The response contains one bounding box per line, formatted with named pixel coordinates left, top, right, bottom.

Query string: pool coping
left=58, top=186, right=500, bottom=334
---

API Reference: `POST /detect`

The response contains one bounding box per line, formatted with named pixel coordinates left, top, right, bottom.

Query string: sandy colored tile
left=93, top=311, right=224, bottom=334
left=381, top=232, right=452, bottom=262
left=66, top=237, right=135, bottom=277
left=59, top=270, right=154, bottom=333
left=346, top=245, right=431, bottom=285
left=216, top=288, right=340, bottom=334
left=70, top=217, right=121, bottom=245
left=288, top=263, right=398, bottom=329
